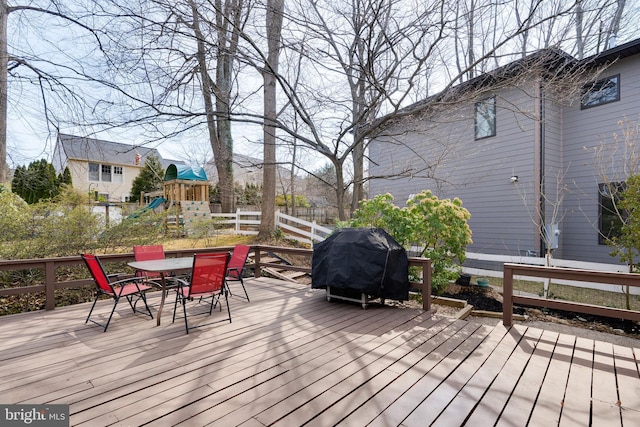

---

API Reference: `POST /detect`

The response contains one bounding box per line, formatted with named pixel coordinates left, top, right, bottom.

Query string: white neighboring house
left=52, top=133, right=178, bottom=203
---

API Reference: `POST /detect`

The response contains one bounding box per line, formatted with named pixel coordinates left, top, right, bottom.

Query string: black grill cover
left=311, top=227, right=409, bottom=301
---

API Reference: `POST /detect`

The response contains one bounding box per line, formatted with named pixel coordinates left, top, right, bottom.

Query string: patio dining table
left=128, top=257, right=193, bottom=326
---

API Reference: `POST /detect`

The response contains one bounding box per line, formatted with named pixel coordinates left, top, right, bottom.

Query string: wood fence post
left=422, top=259, right=431, bottom=311
left=45, top=260, right=56, bottom=311
left=253, top=247, right=261, bottom=278
left=503, top=265, right=513, bottom=326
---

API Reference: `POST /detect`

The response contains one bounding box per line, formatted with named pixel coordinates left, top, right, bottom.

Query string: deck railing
left=502, top=263, right=640, bottom=326
left=0, top=246, right=432, bottom=313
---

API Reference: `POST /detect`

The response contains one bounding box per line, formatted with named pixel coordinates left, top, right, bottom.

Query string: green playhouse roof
left=164, top=164, right=208, bottom=181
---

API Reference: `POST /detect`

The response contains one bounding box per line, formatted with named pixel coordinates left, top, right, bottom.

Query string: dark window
left=88, top=163, right=100, bottom=181
left=581, top=75, right=620, bottom=109
left=101, top=164, right=112, bottom=182
left=475, top=97, right=496, bottom=140
left=598, top=182, right=626, bottom=244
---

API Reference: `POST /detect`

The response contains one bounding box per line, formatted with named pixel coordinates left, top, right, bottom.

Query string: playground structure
left=129, top=164, right=211, bottom=235
left=163, top=164, right=210, bottom=236
left=127, top=195, right=166, bottom=219
left=163, top=164, right=209, bottom=204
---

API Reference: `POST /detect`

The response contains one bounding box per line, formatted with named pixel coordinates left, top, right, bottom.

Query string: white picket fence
left=211, top=209, right=333, bottom=245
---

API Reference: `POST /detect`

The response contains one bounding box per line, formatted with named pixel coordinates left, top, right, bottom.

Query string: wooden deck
left=1, top=277, right=639, bottom=426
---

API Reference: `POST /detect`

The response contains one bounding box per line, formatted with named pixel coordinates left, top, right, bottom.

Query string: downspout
left=539, top=81, right=546, bottom=254
left=532, top=80, right=545, bottom=256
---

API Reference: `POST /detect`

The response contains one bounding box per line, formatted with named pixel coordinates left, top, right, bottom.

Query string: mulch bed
left=440, top=284, right=525, bottom=316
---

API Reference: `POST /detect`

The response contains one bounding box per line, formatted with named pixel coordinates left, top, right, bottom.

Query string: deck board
left=591, top=340, right=622, bottom=426
left=0, top=277, right=638, bottom=426
left=456, top=326, right=545, bottom=425
left=560, top=337, right=596, bottom=426
left=429, top=323, right=517, bottom=427
left=412, top=323, right=511, bottom=426
left=614, top=344, right=640, bottom=426
left=527, top=332, right=575, bottom=425
left=495, top=329, right=559, bottom=426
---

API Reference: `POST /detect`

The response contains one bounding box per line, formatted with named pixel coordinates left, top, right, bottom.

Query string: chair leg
left=86, top=294, right=117, bottom=332
left=85, top=295, right=100, bottom=325
left=239, top=278, right=250, bottom=302
left=227, top=278, right=249, bottom=302
left=183, top=297, right=190, bottom=334
left=103, top=299, right=120, bottom=332
left=138, top=292, right=153, bottom=319
left=224, top=291, right=232, bottom=323
left=172, top=292, right=180, bottom=323
left=124, top=292, right=153, bottom=319
left=125, top=294, right=136, bottom=312
left=208, top=294, right=217, bottom=315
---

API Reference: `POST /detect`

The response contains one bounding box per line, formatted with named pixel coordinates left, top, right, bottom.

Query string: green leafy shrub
left=97, top=210, right=167, bottom=253
left=347, top=191, right=472, bottom=294
left=275, top=194, right=311, bottom=208
left=607, top=174, right=640, bottom=309
left=184, top=217, right=225, bottom=247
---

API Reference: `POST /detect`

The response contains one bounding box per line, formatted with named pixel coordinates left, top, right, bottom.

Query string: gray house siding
left=561, top=55, right=640, bottom=263
left=540, top=95, right=565, bottom=258
left=370, top=83, right=542, bottom=256
left=369, top=39, right=640, bottom=264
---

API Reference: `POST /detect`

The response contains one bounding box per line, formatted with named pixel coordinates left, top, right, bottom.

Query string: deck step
left=262, top=267, right=306, bottom=283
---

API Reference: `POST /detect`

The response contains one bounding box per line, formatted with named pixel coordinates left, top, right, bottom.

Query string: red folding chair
left=225, top=244, right=250, bottom=301
left=133, top=245, right=180, bottom=291
left=172, top=253, right=231, bottom=334
left=81, top=253, right=154, bottom=332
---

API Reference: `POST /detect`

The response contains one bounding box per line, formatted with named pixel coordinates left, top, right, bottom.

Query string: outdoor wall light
left=510, top=175, right=519, bottom=183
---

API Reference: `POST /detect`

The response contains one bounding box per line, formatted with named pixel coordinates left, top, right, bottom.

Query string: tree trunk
left=334, top=160, right=347, bottom=221
left=606, top=0, right=626, bottom=48
left=290, top=138, right=297, bottom=216
left=350, top=136, right=364, bottom=214
left=190, top=1, right=235, bottom=212
left=0, top=0, right=7, bottom=184
left=258, top=0, right=284, bottom=238
left=576, top=0, right=584, bottom=58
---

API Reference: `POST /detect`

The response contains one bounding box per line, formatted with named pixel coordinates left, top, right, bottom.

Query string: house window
left=101, top=165, right=112, bottom=182
left=581, top=75, right=620, bottom=109
left=475, top=97, right=496, bottom=140
left=89, top=162, right=123, bottom=183
left=88, top=163, right=100, bottom=181
left=598, top=182, right=625, bottom=244
left=113, top=166, right=124, bottom=183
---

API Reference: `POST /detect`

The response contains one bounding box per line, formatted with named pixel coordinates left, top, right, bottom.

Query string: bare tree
left=272, top=0, right=442, bottom=220
left=222, top=0, right=635, bottom=223
left=85, top=0, right=252, bottom=213
left=190, top=0, right=242, bottom=213
left=0, top=1, right=7, bottom=183
left=258, top=0, right=284, bottom=237
left=0, top=0, right=115, bottom=184
left=515, top=167, right=570, bottom=298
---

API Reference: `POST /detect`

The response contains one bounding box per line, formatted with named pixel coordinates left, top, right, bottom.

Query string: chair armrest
left=108, top=276, right=153, bottom=296
left=227, top=267, right=242, bottom=274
